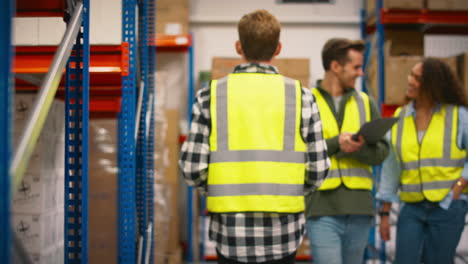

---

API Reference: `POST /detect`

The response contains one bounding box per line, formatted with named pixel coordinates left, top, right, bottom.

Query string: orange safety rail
left=16, top=0, right=65, bottom=17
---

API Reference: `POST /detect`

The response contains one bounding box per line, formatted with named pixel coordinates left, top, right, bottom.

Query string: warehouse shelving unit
left=365, top=0, right=468, bottom=110
left=4, top=0, right=91, bottom=263
left=363, top=0, right=468, bottom=263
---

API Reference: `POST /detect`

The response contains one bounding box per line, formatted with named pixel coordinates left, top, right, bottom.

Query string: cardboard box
left=366, top=0, right=376, bottom=14
left=88, top=119, right=118, bottom=264
left=385, top=30, right=424, bottom=56
left=211, top=57, right=311, bottom=88
left=156, top=0, right=189, bottom=35
left=384, top=0, right=424, bottom=9
left=297, top=236, right=311, bottom=257
left=427, top=0, right=468, bottom=11
left=367, top=0, right=424, bottom=13
left=366, top=41, right=422, bottom=105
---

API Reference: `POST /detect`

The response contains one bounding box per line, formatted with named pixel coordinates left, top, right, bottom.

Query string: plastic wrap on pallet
left=12, top=93, right=65, bottom=263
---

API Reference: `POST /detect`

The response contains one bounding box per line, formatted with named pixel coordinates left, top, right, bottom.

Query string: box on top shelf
left=156, top=0, right=189, bottom=35
left=211, top=57, right=311, bottom=88
left=426, top=0, right=468, bottom=11
left=366, top=0, right=424, bottom=13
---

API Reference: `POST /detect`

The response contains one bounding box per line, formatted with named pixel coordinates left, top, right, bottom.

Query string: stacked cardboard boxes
left=426, top=0, right=468, bottom=11
left=153, top=72, right=182, bottom=264
left=366, top=0, right=468, bottom=14
left=366, top=30, right=424, bottom=105
left=12, top=94, right=65, bottom=264
left=156, top=0, right=189, bottom=35
left=366, top=0, right=424, bottom=14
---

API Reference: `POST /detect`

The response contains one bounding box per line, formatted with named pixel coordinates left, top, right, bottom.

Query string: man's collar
left=233, top=62, right=279, bottom=74
left=315, top=79, right=355, bottom=95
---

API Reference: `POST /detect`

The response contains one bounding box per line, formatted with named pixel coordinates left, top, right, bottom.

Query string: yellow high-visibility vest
left=392, top=104, right=467, bottom=202
left=311, top=88, right=373, bottom=191
left=207, top=73, right=307, bottom=213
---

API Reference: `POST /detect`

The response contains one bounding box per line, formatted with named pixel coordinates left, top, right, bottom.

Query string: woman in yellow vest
left=377, top=58, right=468, bottom=264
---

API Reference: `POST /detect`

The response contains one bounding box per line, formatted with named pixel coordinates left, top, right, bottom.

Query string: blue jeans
left=306, top=215, right=372, bottom=264
left=395, top=200, right=467, bottom=264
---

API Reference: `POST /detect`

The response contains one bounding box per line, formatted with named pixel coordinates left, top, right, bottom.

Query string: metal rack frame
left=2, top=0, right=90, bottom=263
left=64, top=1, right=90, bottom=262
left=119, top=0, right=156, bottom=262
left=118, top=0, right=138, bottom=262
left=6, top=0, right=190, bottom=262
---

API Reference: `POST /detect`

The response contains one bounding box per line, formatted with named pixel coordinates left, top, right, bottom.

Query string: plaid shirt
left=179, top=63, right=330, bottom=262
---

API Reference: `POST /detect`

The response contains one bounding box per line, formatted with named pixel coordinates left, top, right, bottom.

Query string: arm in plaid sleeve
left=179, top=87, right=211, bottom=194
left=301, top=88, right=330, bottom=194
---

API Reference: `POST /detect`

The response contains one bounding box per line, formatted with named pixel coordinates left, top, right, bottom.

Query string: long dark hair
left=421, top=57, right=468, bottom=106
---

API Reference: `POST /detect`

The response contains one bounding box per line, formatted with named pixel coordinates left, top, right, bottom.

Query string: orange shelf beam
left=380, top=9, right=468, bottom=25
left=16, top=0, right=65, bottom=17
left=14, top=44, right=128, bottom=74
left=155, top=34, right=192, bottom=51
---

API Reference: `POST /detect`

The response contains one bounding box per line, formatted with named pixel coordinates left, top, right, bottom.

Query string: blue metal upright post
left=376, top=0, right=387, bottom=263
left=376, top=0, right=385, bottom=107
left=0, top=0, right=14, bottom=263
left=187, top=33, right=195, bottom=263
left=137, top=0, right=150, bottom=261
left=119, top=0, right=137, bottom=263
left=64, top=0, right=90, bottom=263
left=147, top=0, right=156, bottom=262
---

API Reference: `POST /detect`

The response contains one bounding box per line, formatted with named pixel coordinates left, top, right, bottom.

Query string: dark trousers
left=216, top=250, right=297, bottom=264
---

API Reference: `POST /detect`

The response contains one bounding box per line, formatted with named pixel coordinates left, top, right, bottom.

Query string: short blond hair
left=238, top=10, right=281, bottom=61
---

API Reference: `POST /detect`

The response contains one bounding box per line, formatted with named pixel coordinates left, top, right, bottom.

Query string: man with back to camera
left=179, top=9, right=330, bottom=264
left=305, top=38, right=390, bottom=264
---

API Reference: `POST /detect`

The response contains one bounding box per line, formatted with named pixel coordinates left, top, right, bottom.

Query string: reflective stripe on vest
left=207, top=74, right=306, bottom=213
left=393, top=105, right=467, bottom=202
left=311, top=88, right=373, bottom=191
